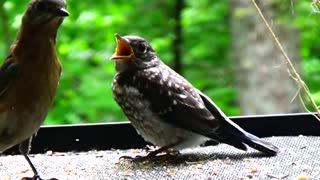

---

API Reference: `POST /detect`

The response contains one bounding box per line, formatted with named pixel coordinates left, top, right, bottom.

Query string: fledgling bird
left=110, top=34, right=279, bottom=159
left=0, top=0, right=68, bottom=179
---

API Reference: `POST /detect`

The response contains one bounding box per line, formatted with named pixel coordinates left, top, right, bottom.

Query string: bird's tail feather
left=211, top=127, right=279, bottom=156
left=214, top=125, right=279, bottom=156
left=241, top=132, right=279, bottom=156
left=199, top=93, right=279, bottom=155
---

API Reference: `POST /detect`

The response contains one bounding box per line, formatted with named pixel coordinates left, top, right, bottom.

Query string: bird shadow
left=117, top=149, right=275, bottom=170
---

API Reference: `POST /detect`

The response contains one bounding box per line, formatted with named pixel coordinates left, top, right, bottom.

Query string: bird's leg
left=145, top=145, right=172, bottom=158
left=19, top=137, right=41, bottom=180
left=19, top=138, right=41, bottom=180
left=120, top=143, right=179, bottom=161
left=21, top=153, right=41, bottom=180
left=19, top=138, right=57, bottom=180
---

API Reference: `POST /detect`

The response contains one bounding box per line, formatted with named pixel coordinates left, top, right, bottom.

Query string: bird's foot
left=119, top=155, right=148, bottom=161
left=119, top=149, right=164, bottom=161
left=21, top=174, right=40, bottom=180
left=163, top=149, right=180, bottom=156
left=119, top=147, right=179, bottom=162
left=21, top=175, right=58, bottom=180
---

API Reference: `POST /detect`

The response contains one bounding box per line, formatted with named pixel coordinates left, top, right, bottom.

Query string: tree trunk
left=230, top=0, right=303, bottom=115
left=172, top=0, right=184, bottom=74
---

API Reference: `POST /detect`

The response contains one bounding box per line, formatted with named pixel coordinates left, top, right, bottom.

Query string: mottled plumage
left=0, top=0, right=68, bottom=179
left=111, top=34, right=279, bottom=158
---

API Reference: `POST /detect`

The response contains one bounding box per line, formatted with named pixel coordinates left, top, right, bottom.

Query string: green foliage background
left=0, top=1, right=319, bottom=124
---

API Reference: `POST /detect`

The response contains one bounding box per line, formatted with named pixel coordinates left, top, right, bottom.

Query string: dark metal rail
left=4, top=113, right=320, bottom=154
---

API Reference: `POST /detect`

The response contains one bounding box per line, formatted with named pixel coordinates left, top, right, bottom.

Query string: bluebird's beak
left=110, top=33, right=134, bottom=60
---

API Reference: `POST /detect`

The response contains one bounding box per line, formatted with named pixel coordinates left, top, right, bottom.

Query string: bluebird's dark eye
left=137, top=43, right=147, bottom=54
left=37, top=2, right=47, bottom=11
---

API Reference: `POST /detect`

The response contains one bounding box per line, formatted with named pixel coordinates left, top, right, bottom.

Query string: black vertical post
left=172, top=0, right=185, bottom=74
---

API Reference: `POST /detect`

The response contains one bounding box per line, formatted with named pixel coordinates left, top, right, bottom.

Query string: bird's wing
left=138, top=67, right=221, bottom=136
left=0, top=54, right=19, bottom=97
left=134, top=66, right=278, bottom=154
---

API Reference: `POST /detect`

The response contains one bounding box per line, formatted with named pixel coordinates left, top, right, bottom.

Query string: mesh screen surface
left=0, top=136, right=319, bottom=179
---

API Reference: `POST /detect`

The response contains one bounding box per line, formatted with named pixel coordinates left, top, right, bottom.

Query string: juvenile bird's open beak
left=56, top=7, right=69, bottom=17
left=110, top=34, right=134, bottom=60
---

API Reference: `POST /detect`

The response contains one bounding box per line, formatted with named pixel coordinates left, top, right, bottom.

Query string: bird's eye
left=137, top=43, right=147, bottom=54
left=37, top=2, right=47, bottom=11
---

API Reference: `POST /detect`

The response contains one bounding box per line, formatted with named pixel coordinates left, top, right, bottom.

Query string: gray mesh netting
left=0, top=136, right=319, bottom=179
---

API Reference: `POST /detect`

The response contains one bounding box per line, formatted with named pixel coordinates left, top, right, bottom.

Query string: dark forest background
left=0, top=1, right=319, bottom=124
